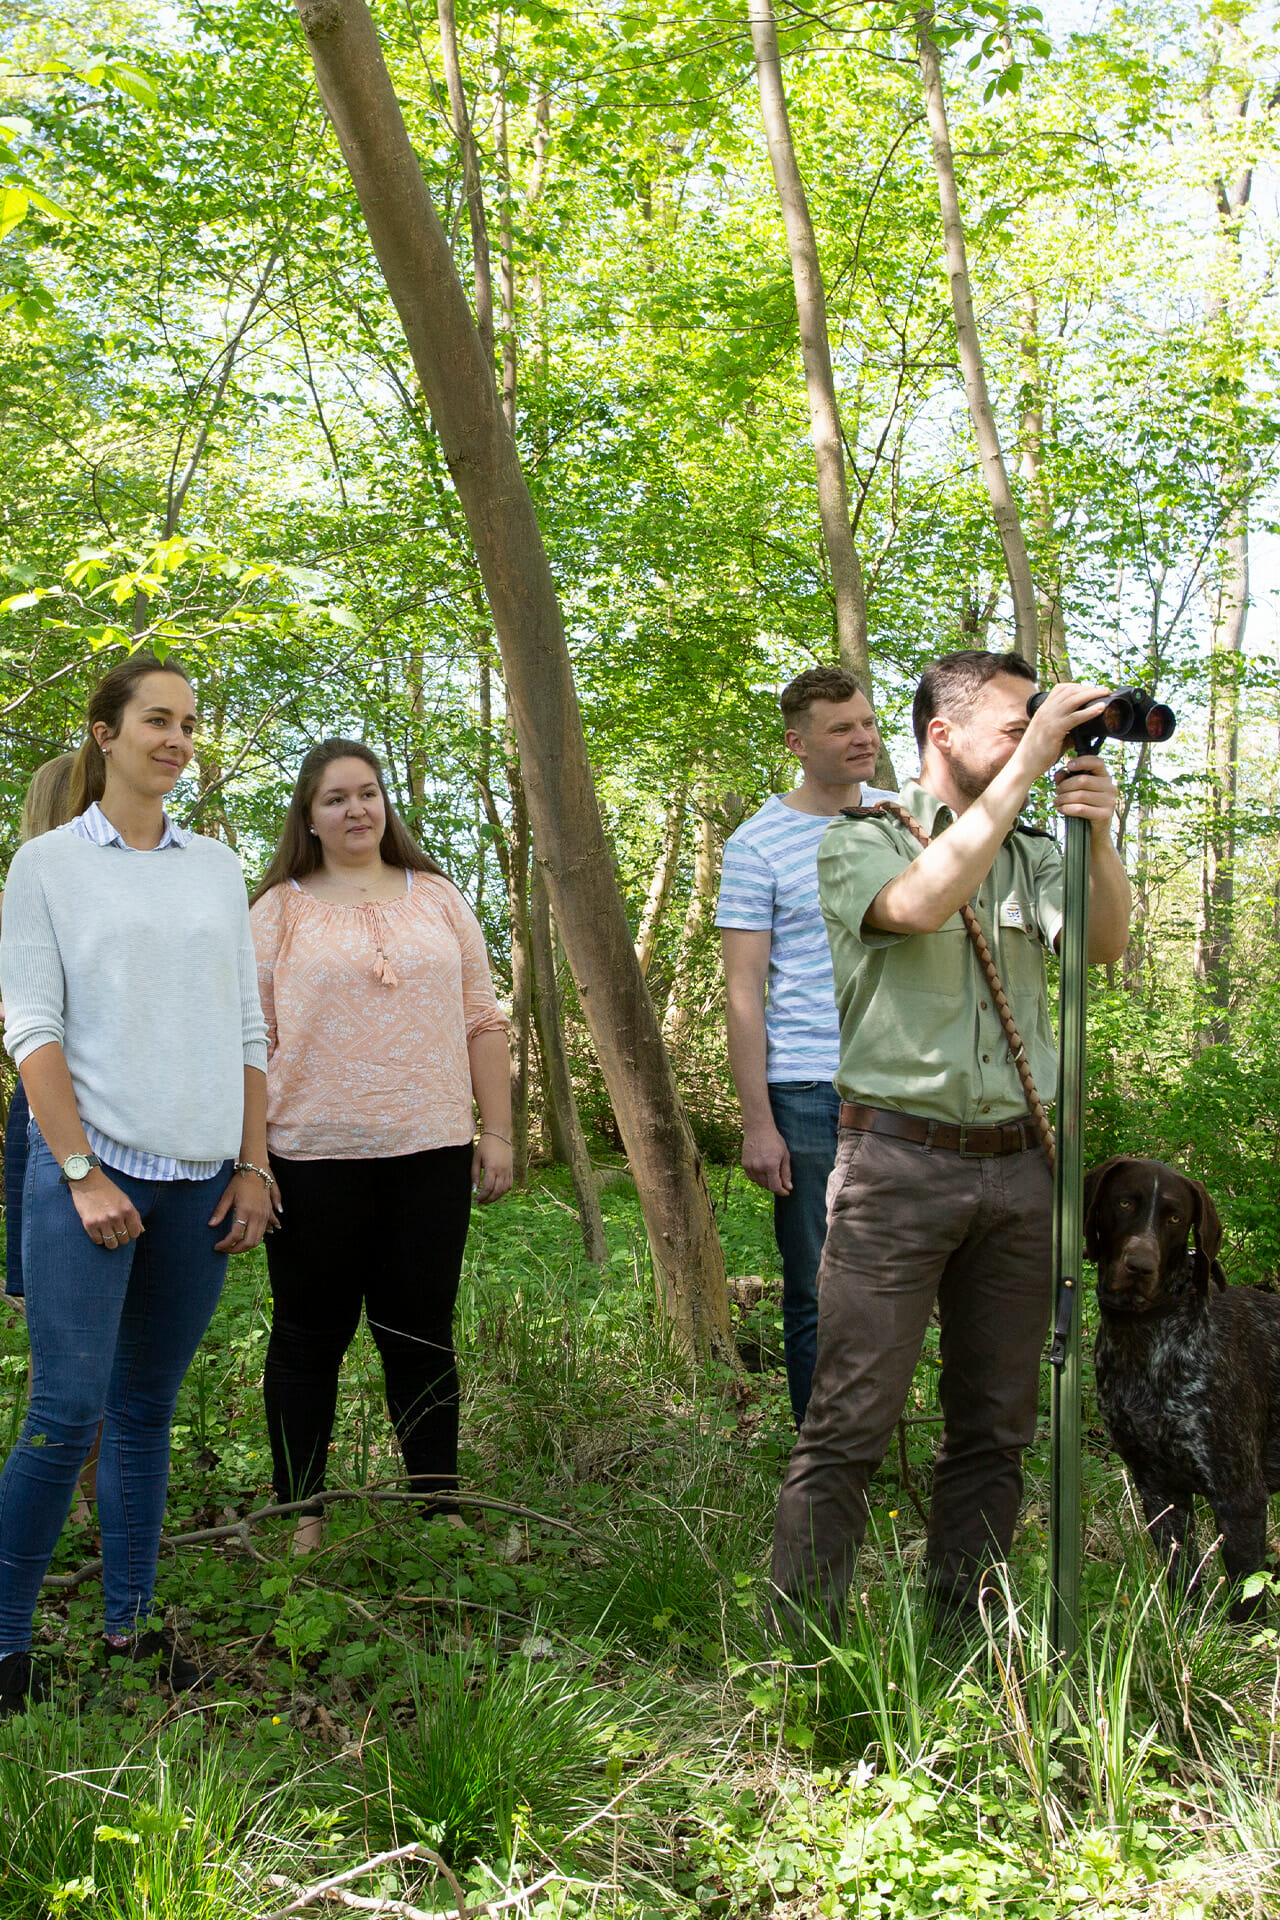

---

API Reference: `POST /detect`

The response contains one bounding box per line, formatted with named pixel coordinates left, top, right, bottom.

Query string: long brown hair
left=20, top=752, right=77, bottom=841
left=68, top=652, right=194, bottom=817
left=251, top=739, right=445, bottom=904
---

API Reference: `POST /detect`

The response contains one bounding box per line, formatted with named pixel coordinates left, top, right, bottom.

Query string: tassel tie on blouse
left=360, top=903, right=399, bottom=986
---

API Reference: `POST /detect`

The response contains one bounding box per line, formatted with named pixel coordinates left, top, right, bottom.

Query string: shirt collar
left=896, top=779, right=1039, bottom=848
left=896, top=780, right=954, bottom=837
left=66, top=801, right=191, bottom=851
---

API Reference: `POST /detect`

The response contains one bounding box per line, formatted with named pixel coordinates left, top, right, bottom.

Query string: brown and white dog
left=1086, top=1156, right=1280, bottom=1621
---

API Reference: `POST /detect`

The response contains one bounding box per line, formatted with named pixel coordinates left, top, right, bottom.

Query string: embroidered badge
left=1004, top=901, right=1025, bottom=925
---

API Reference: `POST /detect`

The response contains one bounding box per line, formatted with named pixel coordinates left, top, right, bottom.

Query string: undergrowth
left=0, top=1165, right=1277, bottom=1917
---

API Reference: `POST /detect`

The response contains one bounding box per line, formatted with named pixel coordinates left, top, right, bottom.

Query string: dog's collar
left=1096, top=1293, right=1185, bottom=1324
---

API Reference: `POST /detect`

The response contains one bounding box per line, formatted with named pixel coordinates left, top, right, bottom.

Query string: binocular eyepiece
left=1026, top=686, right=1176, bottom=759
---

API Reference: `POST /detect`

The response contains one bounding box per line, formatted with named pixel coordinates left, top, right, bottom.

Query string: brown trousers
left=770, top=1126, right=1052, bottom=1627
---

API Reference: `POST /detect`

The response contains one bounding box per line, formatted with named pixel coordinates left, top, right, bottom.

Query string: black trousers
left=262, top=1146, right=473, bottom=1509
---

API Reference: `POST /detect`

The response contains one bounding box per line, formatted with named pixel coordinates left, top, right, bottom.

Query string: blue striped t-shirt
left=715, top=790, right=896, bottom=1082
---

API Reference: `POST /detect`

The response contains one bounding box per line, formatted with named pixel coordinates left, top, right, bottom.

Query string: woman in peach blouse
left=250, top=740, right=511, bottom=1553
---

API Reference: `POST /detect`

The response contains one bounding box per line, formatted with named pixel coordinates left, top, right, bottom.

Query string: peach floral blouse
left=250, top=872, right=508, bottom=1160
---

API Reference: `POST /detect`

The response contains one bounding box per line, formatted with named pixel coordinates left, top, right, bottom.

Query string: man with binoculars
left=770, top=649, right=1131, bottom=1635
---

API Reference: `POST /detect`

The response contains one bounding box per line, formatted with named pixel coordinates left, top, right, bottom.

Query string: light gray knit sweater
left=1, top=829, right=268, bottom=1163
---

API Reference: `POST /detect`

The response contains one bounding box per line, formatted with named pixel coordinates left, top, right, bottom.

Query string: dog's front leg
left=1134, top=1478, right=1196, bottom=1602
left=1212, top=1492, right=1270, bottom=1624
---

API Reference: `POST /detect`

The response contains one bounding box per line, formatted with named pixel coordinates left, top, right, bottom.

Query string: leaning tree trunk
left=916, top=9, right=1039, bottom=666
left=294, top=0, right=733, bottom=1359
left=747, top=0, right=881, bottom=712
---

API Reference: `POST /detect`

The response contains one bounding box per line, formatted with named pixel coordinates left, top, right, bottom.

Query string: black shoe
left=104, top=1626, right=209, bottom=1693
left=0, top=1650, right=48, bottom=1716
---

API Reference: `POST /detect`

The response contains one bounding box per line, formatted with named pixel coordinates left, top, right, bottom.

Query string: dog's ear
left=1188, top=1180, right=1225, bottom=1292
left=1083, top=1157, right=1126, bottom=1262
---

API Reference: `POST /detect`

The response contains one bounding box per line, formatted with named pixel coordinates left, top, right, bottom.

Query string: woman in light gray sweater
left=0, top=652, right=274, bottom=1714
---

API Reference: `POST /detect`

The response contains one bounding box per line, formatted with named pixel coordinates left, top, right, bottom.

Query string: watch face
left=63, top=1154, right=93, bottom=1181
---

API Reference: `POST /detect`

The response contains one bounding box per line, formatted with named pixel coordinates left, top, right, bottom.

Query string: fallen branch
left=261, top=1851, right=577, bottom=1920
left=258, top=1843, right=470, bottom=1920
left=42, top=1487, right=583, bottom=1589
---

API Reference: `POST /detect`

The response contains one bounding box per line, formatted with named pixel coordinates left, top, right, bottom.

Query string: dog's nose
left=1119, top=1246, right=1159, bottom=1278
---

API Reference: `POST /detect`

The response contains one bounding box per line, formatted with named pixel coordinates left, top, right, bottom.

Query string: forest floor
left=1, top=1166, right=1278, bottom=1918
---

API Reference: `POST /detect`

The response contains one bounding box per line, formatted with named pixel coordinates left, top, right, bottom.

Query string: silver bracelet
left=479, top=1130, right=511, bottom=1147
left=234, top=1159, right=273, bottom=1189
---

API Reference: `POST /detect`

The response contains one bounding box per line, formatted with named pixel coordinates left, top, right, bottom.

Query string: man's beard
left=947, top=748, right=1001, bottom=803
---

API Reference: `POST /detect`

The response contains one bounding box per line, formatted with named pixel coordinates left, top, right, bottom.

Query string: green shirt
left=818, top=779, right=1064, bottom=1126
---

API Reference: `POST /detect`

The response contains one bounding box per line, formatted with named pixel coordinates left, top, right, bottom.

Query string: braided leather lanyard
left=873, top=801, right=1056, bottom=1171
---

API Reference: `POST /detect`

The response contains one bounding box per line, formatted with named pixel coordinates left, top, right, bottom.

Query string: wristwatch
left=59, top=1151, right=103, bottom=1185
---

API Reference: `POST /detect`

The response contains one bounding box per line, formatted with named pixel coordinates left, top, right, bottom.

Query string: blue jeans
left=768, top=1081, right=841, bottom=1429
left=4, top=1082, right=30, bottom=1297
left=0, top=1132, right=231, bottom=1651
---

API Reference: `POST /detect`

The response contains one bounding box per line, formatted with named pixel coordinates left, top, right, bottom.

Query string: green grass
left=2, top=1162, right=1279, bottom=1916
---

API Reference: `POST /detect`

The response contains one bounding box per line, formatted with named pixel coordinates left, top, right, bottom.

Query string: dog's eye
left=1167, top=1213, right=1182, bottom=1226
left=1117, top=1198, right=1135, bottom=1212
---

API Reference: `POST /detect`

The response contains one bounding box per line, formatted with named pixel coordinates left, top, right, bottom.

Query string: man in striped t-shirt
left=717, top=666, right=894, bottom=1427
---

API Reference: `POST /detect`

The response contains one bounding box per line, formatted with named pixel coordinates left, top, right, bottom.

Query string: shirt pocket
left=997, top=897, right=1042, bottom=943
left=995, top=909, right=1047, bottom=1009
left=886, top=916, right=969, bottom=998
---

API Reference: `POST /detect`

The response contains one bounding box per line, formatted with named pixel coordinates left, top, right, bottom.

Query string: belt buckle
left=958, top=1121, right=996, bottom=1157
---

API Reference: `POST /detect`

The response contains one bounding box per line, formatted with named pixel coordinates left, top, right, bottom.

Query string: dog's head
left=1084, top=1156, right=1226, bottom=1313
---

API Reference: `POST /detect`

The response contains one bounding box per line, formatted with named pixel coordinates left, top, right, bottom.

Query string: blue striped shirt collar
left=63, top=801, right=191, bottom=851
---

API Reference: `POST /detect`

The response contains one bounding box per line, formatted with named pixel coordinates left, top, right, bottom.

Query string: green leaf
left=103, top=64, right=160, bottom=110
left=0, top=187, right=30, bottom=239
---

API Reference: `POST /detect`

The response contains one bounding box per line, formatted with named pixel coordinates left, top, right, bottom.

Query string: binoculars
left=1027, top=686, right=1177, bottom=759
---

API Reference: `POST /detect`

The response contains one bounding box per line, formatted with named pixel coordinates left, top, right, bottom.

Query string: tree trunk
left=436, top=0, right=493, bottom=366
left=1017, top=288, right=1069, bottom=675
left=1194, top=511, right=1246, bottom=1044
left=635, top=780, right=690, bottom=979
left=916, top=10, right=1039, bottom=665
left=165, top=258, right=277, bottom=539
left=662, top=789, right=717, bottom=1049
left=406, top=641, right=428, bottom=813
left=505, top=748, right=532, bottom=1184
left=747, top=0, right=877, bottom=703
left=492, top=26, right=517, bottom=433
left=295, top=0, right=734, bottom=1360
left=530, top=863, right=608, bottom=1263
left=1192, top=35, right=1255, bottom=1049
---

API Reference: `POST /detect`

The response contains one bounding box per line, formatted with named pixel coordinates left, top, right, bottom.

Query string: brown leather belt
left=839, top=1101, right=1040, bottom=1157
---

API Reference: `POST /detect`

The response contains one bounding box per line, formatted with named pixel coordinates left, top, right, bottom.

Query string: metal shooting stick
left=1049, top=812, right=1089, bottom=1672
left=1033, top=684, right=1175, bottom=1676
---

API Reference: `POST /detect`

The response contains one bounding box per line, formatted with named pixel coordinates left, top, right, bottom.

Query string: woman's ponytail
left=67, top=736, right=106, bottom=816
